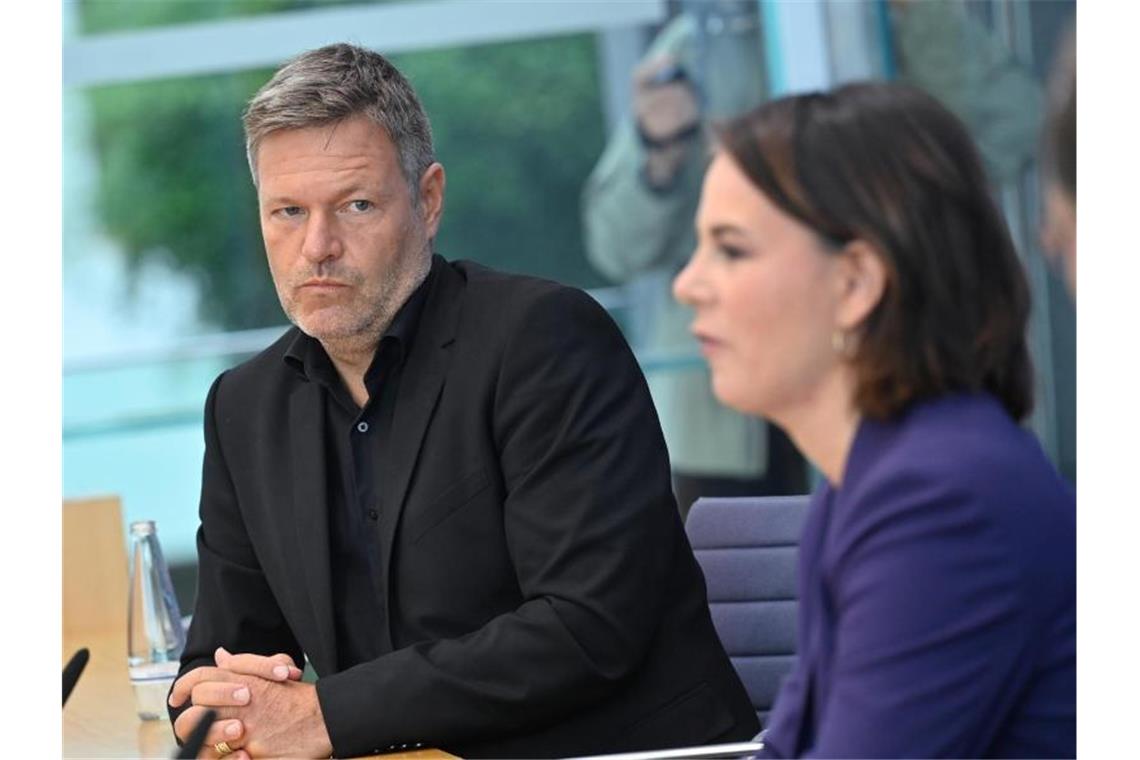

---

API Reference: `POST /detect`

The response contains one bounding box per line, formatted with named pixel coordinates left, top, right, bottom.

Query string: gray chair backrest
left=685, top=495, right=809, bottom=729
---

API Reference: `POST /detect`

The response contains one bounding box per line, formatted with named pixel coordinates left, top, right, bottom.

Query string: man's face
left=255, top=115, right=444, bottom=346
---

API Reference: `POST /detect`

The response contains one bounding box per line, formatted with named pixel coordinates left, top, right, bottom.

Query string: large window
left=64, top=1, right=661, bottom=572
left=63, top=0, right=1076, bottom=586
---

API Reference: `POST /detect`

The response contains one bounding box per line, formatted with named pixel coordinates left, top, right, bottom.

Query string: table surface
left=63, top=631, right=454, bottom=759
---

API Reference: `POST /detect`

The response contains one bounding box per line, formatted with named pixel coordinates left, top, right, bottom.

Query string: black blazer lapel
left=376, top=259, right=464, bottom=647
left=288, top=381, right=339, bottom=675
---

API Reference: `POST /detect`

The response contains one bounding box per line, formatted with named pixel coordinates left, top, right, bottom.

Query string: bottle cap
left=129, top=520, right=156, bottom=535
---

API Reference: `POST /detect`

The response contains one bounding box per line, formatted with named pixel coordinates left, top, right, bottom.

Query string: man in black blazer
left=167, top=43, right=757, bottom=759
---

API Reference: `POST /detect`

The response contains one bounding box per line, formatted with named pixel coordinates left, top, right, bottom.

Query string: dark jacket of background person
left=759, top=393, right=1075, bottom=758
left=176, top=255, right=759, bottom=758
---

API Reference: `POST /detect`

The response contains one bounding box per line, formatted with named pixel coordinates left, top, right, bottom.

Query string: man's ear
left=834, top=239, right=888, bottom=332
left=418, top=162, right=446, bottom=239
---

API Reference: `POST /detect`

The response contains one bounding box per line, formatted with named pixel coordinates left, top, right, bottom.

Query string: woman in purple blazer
left=673, top=82, right=1075, bottom=757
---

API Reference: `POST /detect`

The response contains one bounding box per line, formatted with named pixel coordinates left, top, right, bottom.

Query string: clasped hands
left=169, top=648, right=332, bottom=759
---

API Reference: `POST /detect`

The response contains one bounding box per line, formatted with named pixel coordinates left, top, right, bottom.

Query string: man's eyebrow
left=260, top=184, right=390, bottom=207
left=338, top=184, right=385, bottom=198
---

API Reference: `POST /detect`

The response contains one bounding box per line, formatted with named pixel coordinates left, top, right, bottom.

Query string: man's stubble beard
left=278, top=238, right=432, bottom=350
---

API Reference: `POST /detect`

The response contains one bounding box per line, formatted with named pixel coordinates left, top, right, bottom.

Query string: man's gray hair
left=243, top=43, right=435, bottom=197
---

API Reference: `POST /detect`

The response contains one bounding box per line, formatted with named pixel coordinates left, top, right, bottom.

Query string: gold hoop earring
left=832, top=330, right=856, bottom=358
left=831, top=330, right=847, bottom=354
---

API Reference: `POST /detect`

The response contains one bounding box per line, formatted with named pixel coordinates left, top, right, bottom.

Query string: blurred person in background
left=888, top=0, right=1044, bottom=184
left=674, top=82, right=1075, bottom=757
left=583, top=0, right=1047, bottom=519
left=165, top=43, right=757, bottom=759
left=1040, top=21, right=1076, bottom=296
left=583, top=0, right=806, bottom=522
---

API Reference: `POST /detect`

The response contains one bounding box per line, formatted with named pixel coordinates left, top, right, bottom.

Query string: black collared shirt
left=283, top=267, right=434, bottom=670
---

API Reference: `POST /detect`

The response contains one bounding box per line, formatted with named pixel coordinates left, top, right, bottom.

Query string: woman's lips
left=693, top=331, right=724, bottom=356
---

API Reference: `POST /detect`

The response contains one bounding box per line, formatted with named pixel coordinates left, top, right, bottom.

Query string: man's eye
left=276, top=206, right=303, bottom=218
left=347, top=200, right=374, bottom=213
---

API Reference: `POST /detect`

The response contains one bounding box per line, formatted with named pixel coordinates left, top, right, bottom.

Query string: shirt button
left=367, top=509, right=379, bottom=521
left=356, top=421, right=369, bottom=433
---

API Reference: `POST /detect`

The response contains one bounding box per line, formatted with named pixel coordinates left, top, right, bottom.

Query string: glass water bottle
left=127, top=520, right=186, bottom=720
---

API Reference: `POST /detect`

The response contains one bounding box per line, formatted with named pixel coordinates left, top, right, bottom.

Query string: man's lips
left=299, top=279, right=349, bottom=290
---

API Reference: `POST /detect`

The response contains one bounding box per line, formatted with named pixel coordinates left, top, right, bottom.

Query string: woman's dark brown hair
left=717, top=81, right=1033, bottom=421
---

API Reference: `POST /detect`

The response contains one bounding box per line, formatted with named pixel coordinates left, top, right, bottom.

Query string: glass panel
left=63, top=0, right=1077, bottom=580
left=64, top=359, right=230, bottom=565
left=77, top=0, right=385, bottom=36
left=69, top=38, right=608, bottom=337
left=64, top=8, right=611, bottom=569
left=579, top=0, right=792, bottom=512
left=882, top=0, right=1076, bottom=480
left=396, top=37, right=608, bottom=289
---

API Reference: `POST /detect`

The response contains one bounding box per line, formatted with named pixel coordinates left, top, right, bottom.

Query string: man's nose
left=300, top=212, right=344, bottom=264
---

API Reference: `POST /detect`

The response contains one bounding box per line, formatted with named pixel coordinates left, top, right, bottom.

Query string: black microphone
left=62, top=648, right=89, bottom=706
left=175, top=708, right=217, bottom=759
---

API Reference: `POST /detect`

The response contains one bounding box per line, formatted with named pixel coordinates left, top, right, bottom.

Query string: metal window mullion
left=758, top=0, right=833, bottom=97
left=65, top=0, right=668, bottom=89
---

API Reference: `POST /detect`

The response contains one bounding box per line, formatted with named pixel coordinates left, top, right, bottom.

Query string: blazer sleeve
left=314, top=287, right=682, bottom=755
left=580, top=16, right=709, bottom=283
left=169, top=372, right=304, bottom=728
left=804, top=470, right=1032, bottom=758
left=581, top=117, right=708, bottom=282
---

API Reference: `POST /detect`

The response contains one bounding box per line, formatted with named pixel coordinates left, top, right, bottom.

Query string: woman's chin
left=710, top=373, right=765, bottom=419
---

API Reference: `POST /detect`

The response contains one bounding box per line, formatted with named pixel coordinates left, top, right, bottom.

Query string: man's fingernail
left=217, top=646, right=230, bottom=656
left=226, top=721, right=241, bottom=738
left=233, top=687, right=249, bottom=702
left=273, top=665, right=289, bottom=679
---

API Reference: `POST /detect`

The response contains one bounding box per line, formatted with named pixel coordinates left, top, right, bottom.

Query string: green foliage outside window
left=78, top=0, right=608, bottom=331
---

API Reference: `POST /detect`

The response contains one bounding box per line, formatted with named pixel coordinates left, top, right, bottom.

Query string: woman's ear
left=834, top=239, right=887, bottom=331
